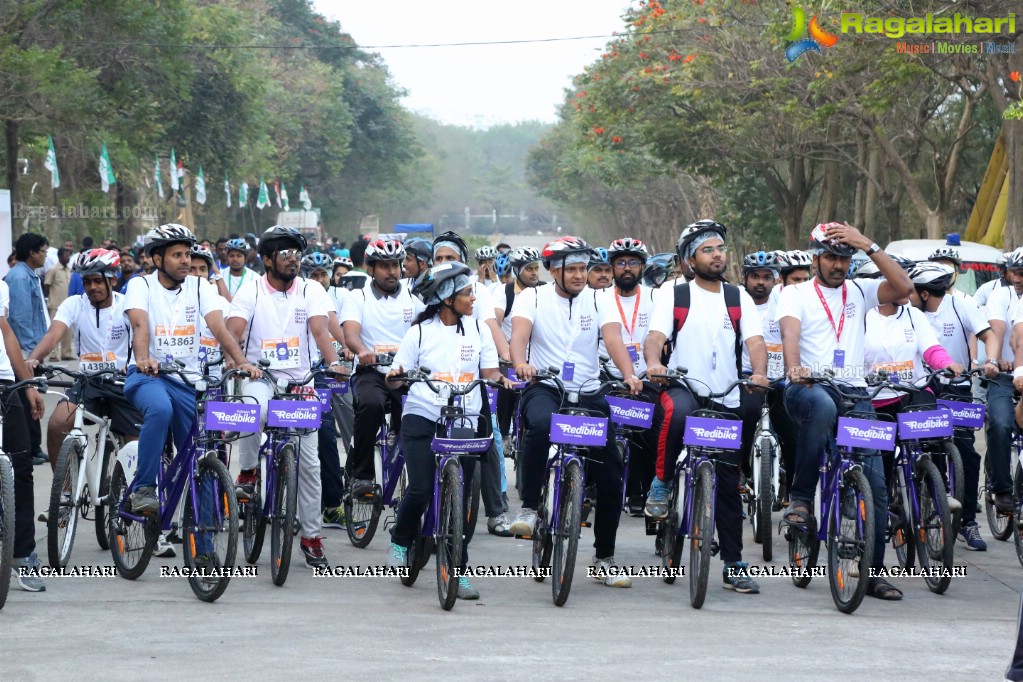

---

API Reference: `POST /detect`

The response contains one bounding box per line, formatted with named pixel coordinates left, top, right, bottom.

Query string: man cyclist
left=587, top=248, right=613, bottom=291
left=223, top=238, right=258, bottom=301
left=474, top=245, right=500, bottom=289
left=402, top=237, right=433, bottom=290
left=778, top=222, right=914, bottom=601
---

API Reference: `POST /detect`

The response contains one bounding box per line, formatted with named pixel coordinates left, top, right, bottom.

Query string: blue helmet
left=588, top=247, right=610, bottom=270
left=495, top=252, right=511, bottom=277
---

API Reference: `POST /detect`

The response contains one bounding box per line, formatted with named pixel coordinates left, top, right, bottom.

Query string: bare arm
left=745, top=335, right=769, bottom=386
left=26, top=320, right=69, bottom=368
left=510, top=316, right=534, bottom=380
left=484, top=318, right=510, bottom=362
left=3, top=318, right=43, bottom=418
left=126, top=309, right=157, bottom=374
left=342, top=320, right=375, bottom=364
left=602, top=322, right=643, bottom=394
left=309, top=315, right=342, bottom=368
left=780, top=316, right=808, bottom=382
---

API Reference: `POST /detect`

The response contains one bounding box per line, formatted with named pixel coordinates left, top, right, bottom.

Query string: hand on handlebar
left=26, top=386, right=44, bottom=419
left=945, top=362, right=964, bottom=378
left=746, top=373, right=770, bottom=391
left=646, top=363, right=669, bottom=385
left=787, top=365, right=811, bottom=384
left=385, top=365, right=405, bottom=382
left=25, top=358, right=39, bottom=372
left=623, top=375, right=643, bottom=395
left=357, top=349, right=377, bottom=365
left=136, top=358, right=161, bottom=376
left=239, top=362, right=262, bottom=380
left=515, top=363, right=537, bottom=382
left=984, top=361, right=1001, bottom=379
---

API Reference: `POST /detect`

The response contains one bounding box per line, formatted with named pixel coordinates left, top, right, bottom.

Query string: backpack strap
left=948, top=296, right=972, bottom=369
left=504, top=281, right=515, bottom=318
left=722, top=283, right=743, bottom=374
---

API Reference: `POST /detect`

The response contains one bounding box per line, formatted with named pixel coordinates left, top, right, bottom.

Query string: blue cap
left=946, top=233, right=961, bottom=246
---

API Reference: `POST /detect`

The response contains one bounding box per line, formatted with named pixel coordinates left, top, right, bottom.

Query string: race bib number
left=432, top=372, right=474, bottom=405
left=873, top=360, right=914, bottom=382
left=373, top=344, right=399, bottom=355
left=154, top=325, right=196, bottom=360
left=766, top=343, right=783, bottom=379
left=198, top=336, right=219, bottom=363
left=79, top=351, right=117, bottom=372
left=261, top=337, right=300, bottom=369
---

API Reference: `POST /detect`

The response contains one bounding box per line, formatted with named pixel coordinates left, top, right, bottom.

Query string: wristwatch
left=328, top=360, right=343, bottom=369
left=210, top=273, right=223, bottom=282
left=866, top=243, right=881, bottom=256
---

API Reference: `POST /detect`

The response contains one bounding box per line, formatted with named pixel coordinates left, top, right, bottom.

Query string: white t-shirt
left=923, top=294, right=990, bottom=368
left=123, top=274, right=219, bottom=380
left=53, top=292, right=131, bottom=372
left=327, top=286, right=350, bottom=318
left=741, top=299, right=782, bottom=378
left=597, top=285, right=657, bottom=379
left=198, top=292, right=231, bottom=377
left=974, top=277, right=1007, bottom=309
left=776, top=278, right=882, bottom=387
left=0, top=284, right=13, bottom=380
left=864, top=306, right=940, bottom=400
left=649, top=283, right=762, bottom=408
left=225, top=267, right=258, bottom=297
left=511, top=285, right=601, bottom=392
left=985, top=285, right=1023, bottom=362
left=0, top=280, right=10, bottom=317
left=228, top=276, right=332, bottom=381
left=393, top=316, right=498, bottom=427
left=341, top=282, right=425, bottom=371
left=470, top=281, right=496, bottom=322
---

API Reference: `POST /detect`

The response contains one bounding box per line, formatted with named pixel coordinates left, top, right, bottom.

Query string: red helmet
left=541, top=236, right=593, bottom=270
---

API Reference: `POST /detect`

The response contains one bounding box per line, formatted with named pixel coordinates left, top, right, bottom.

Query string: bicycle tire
left=47, top=437, right=83, bottom=568
left=827, top=467, right=874, bottom=615
left=757, top=439, right=775, bottom=561
left=689, top=461, right=714, bottom=609
left=183, top=455, right=239, bottom=602
left=985, top=468, right=1012, bottom=540
left=242, top=462, right=266, bottom=564
left=465, top=457, right=482, bottom=544
left=270, top=444, right=297, bottom=586
left=943, top=441, right=965, bottom=532
left=514, top=441, right=525, bottom=500
left=107, top=462, right=158, bottom=580
left=1014, top=463, right=1023, bottom=569
left=787, top=510, right=819, bottom=589
left=915, top=458, right=953, bottom=594
left=890, top=470, right=916, bottom=570
left=661, top=469, right=683, bottom=585
left=0, top=457, right=14, bottom=610
left=532, top=469, right=553, bottom=583
left=551, top=458, right=582, bottom=607
left=94, top=437, right=115, bottom=551
left=437, top=458, right=464, bottom=611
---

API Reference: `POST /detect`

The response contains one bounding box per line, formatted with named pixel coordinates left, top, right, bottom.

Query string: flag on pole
left=299, top=185, right=311, bottom=210
left=169, top=148, right=179, bottom=192
left=274, top=181, right=282, bottom=208
left=256, top=177, right=270, bottom=209
left=154, top=154, right=162, bottom=197
left=176, top=157, right=184, bottom=194
left=99, top=144, right=115, bottom=193
left=239, top=181, right=249, bottom=207
left=224, top=173, right=231, bottom=209
left=195, top=166, right=206, bottom=205
left=44, top=136, right=60, bottom=189
left=280, top=183, right=289, bottom=211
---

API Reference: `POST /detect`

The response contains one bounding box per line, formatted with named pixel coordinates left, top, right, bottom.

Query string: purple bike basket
left=431, top=436, right=493, bottom=454
left=549, top=414, right=608, bottom=446
left=897, top=409, right=953, bottom=439
left=204, top=402, right=260, bottom=433
left=936, top=400, right=985, bottom=428
left=315, top=388, right=331, bottom=412
left=606, top=396, right=654, bottom=428
left=683, top=416, right=742, bottom=450
left=836, top=417, right=896, bottom=451
left=267, top=400, right=320, bottom=428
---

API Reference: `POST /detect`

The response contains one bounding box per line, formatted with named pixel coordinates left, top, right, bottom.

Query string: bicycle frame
left=67, top=403, right=117, bottom=509
left=672, top=448, right=717, bottom=543
left=377, top=416, right=406, bottom=508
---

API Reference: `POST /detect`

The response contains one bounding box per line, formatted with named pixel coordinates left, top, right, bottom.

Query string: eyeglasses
left=698, top=245, right=728, bottom=256
left=277, top=249, right=301, bottom=260
left=455, top=289, right=474, bottom=298
left=613, top=259, right=643, bottom=269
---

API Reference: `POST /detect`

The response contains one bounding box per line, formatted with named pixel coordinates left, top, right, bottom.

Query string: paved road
left=2, top=384, right=1019, bottom=680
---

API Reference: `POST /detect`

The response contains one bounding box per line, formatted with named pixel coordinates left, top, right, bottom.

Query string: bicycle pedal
left=710, top=541, right=720, bottom=557
left=580, top=521, right=592, bottom=528
left=644, top=517, right=660, bottom=536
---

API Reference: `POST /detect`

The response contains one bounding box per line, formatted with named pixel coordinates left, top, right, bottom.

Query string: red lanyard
left=813, top=279, right=847, bottom=342
left=614, top=286, right=641, bottom=341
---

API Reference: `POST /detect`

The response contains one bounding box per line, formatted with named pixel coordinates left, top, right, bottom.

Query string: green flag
left=195, top=166, right=206, bottom=205
left=44, top=136, right=59, bottom=189
left=239, top=181, right=249, bottom=207
left=256, top=176, right=270, bottom=209
left=169, top=148, right=179, bottom=192
left=224, top=173, right=231, bottom=209
left=99, top=144, right=115, bottom=193
left=280, top=183, right=289, bottom=211
left=154, top=154, right=162, bottom=196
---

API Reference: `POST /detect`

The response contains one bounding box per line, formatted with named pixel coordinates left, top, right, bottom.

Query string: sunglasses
left=276, top=249, right=302, bottom=260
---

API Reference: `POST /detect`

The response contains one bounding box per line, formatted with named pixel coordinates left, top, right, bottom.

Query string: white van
left=884, top=238, right=1002, bottom=296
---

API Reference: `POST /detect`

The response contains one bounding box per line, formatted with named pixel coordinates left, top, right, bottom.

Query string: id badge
left=833, top=349, right=845, bottom=368
left=562, top=362, right=575, bottom=382
left=712, top=351, right=718, bottom=371
left=626, top=343, right=640, bottom=363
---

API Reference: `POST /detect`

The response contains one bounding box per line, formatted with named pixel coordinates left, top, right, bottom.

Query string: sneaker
left=322, top=506, right=347, bottom=529
left=301, top=537, right=328, bottom=569
left=235, top=470, right=258, bottom=502
left=508, top=508, right=538, bottom=537
left=13, top=552, right=46, bottom=592
left=958, top=521, right=988, bottom=551
left=723, top=562, right=760, bottom=594
left=386, top=542, right=409, bottom=568
left=994, top=492, right=1015, bottom=514
left=351, top=479, right=376, bottom=498
left=456, top=575, right=480, bottom=599
left=645, top=478, right=669, bottom=519
left=154, top=533, right=177, bottom=558
left=32, top=448, right=48, bottom=466
left=591, top=555, right=632, bottom=588
left=37, top=511, right=48, bottom=523
left=487, top=513, right=512, bottom=537
left=626, top=495, right=645, bottom=517
left=129, top=486, right=159, bottom=515
left=166, top=529, right=182, bottom=544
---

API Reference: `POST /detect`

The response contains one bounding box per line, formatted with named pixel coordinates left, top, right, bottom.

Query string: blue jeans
left=986, top=377, right=1016, bottom=494
left=783, top=383, right=888, bottom=569
left=123, top=368, right=197, bottom=488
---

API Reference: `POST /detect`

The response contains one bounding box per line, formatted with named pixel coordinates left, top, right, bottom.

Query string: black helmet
left=432, top=230, right=469, bottom=263
left=258, top=225, right=307, bottom=257
left=643, top=252, right=675, bottom=288
left=413, top=262, right=474, bottom=305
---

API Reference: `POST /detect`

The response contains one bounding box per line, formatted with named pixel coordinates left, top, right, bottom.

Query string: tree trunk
left=816, top=158, right=839, bottom=224
left=853, top=140, right=867, bottom=227
left=4, top=119, right=19, bottom=207
left=863, top=147, right=880, bottom=239
left=1005, top=118, right=1023, bottom=249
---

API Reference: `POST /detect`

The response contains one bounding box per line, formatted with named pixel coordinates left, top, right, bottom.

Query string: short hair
left=14, top=233, right=48, bottom=261
left=82, top=235, right=94, bottom=249
left=215, top=237, right=228, bottom=246
left=350, top=238, right=368, bottom=267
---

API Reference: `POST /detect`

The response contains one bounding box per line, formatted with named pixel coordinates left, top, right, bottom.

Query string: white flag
left=154, top=153, right=162, bottom=196
left=169, top=148, right=179, bottom=191
left=224, top=173, right=231, bottom=208
left=299, top=185, right=311, bottom=210
left=44, top=136, right=59, bottom=189
left=195, top=166, right=206, bottom=205
left=280, top=183, right=289, bottom=211
left=99, top=144, right=115, bottom=193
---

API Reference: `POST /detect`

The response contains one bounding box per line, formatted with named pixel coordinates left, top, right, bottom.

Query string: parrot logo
left=785, top=7, right=839, bottom=62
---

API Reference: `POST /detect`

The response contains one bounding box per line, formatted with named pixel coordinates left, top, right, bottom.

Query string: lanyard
left=614, top=286, right=641, bottom=342
left=813, top=279, right=847, bottom=342
left=229, top=269, right=247, bottom=295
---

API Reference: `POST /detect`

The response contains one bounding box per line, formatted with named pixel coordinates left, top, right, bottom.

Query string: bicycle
left=108, top=363, right=247, bottom=602
left=650, top=368, right=759, bottom=609
left=394, top=369, right=498, bottom=610
left=39, top=365, right=124, bottom=568
left=745, top=380, right=783, bottom=562
left=0, top=377, right=47, bottom=610
left=780, top=374, right=880, bottom=615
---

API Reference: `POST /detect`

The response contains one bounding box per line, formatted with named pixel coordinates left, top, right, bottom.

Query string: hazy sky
left=314, top=0, right=635, bottom=126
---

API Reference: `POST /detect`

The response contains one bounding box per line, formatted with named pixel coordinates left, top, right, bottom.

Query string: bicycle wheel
left=551, top=458, right=582, bottom=607
left=464, top=457, right=482, bottom=544
left=47, top=437, right=83, bottom=568
left=661, top=470, right=683, bottom=584
left=532, top=469, right=553, bottom=583
left=827, top=468, right=874, bottom=615
left=514, top=442, right=525, bottom=500
left=94, top=437, right=115, bottom=551
left=107, top=462, right=158, bottom=580
left=984, top=468, right=1012, bottom=540
left=269, top=444, right=297, bottom=586
left=436, top=458, right=464, bottom=611
left=757, top=439, right=775, bottom=561
left=689, top=460, right=714, bottom=609
left=889, top=471, right=915, bottom=570
left=183, top=455, right=239, bottom=602
left=242, top=461, right=266, bottom=564
left=0, top=457, right=14, bottom=610
left=943, top=441, right=965, bottom=531
left=915, top=458, right=953, bottom=594
left=1013, top=463, right=1023, bottom=569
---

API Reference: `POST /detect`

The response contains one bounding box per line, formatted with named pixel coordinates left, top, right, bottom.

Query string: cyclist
left=927, top=246, right=973, bottom=301
left=384, top=262, right=508, bottom=599
left=402, top=237, right=433, bottom=290
left=342, top=238, right=425, bottom=496
left=189, top=245, right=232, bottom=376
left=227, top=226, right=345, bottom=568
left=643, top=221, right=768, bottom=594
left=338, top=239, right=371, bottom=290
left=777, top=222, right=914, bottom=601
left=122, top=224, right=259, bottom=517
left=508, top=236, right=643, bottom=588
left=494, top=251, right=513, bottom=290
left=587, top=247, right=613, bottom=291
left=475, top=245, right=500, bottom=288
left=779, top=250, right=814, bottom=288
left=223, top=238, right=258, bottom=300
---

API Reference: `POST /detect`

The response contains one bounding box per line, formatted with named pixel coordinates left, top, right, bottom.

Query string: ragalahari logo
left=786, top=6, right=839, bottom=62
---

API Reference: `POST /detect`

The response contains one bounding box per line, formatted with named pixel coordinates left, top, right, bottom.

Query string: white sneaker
left=154, top=534, right=176, bottom=558
left=508, top=508, right=538, bottom=537
left=591, top=555, right=632, bottom=588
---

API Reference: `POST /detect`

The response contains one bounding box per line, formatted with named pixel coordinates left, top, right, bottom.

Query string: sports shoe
left=457, top=575, right=480, bottom=599
left=235, top=469, right=258, bottom=502
left=32, top=448, right=48, bottom=466
left=13, top=552, right=46, bottom=592
left=154, top=533, right=177, bottom=558
left=351, top=479, right=376, bottom=498
left=487, top=513, right=512, bottom=537
left=508, top=508, right=538, bottom=537
left=322, top=505, right=347, bottom=529
left=645, top=477, right=669, bottom=519
left=386, top=542, right=409, bottom=568
left=129, top=486, right=159, bottom=515
left=958, top=521, right=988, bottom=551
left=723, top=562, right=760, bottom=594
left=37, top=511, right=48, bottom=523
left=301, top=536, right=328, bottom=569
left=994, top=492, right=1015, bottom=513
left=591, top=555, right=632, bottom=588
left=626, top=495, right=645, bottom=517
